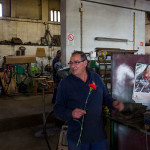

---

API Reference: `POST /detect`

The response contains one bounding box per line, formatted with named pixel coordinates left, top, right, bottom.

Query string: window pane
left=50, top=10, right=53, bottom=21
left=54, top=11, right=57, bottom=22
left=58, top=11, right=60, bottom=22
left=0, top=4, right=2, bottom=17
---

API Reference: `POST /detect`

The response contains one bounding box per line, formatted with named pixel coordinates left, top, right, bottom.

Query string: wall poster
left=112, top=54, right=150, bottom=109
left=132, top=63, right=150, bottom=102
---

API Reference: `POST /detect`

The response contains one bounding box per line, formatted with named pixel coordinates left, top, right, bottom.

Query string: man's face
left=69, top=54, right=87, bottom=77
left=57, top=53, right=61, bottom=58
left=145, top=66, right=150, bottom=79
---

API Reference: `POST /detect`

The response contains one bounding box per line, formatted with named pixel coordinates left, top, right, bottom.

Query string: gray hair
left=71, top=51, right=87, bottom=61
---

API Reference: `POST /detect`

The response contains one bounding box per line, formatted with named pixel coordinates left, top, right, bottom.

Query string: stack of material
left=114, top=102, right=147, bottom=123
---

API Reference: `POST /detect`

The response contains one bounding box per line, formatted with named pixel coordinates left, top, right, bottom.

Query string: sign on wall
left=67, top=33, right=74, bottom=45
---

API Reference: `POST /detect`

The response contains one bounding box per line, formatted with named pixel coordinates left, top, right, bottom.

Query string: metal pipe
left=79, top=2, right=83, bottom=51
left=133, top=12, right=135, bottom=50
left=134, top=0, right=136, bottom=7
left=95, top=37, right=128, bottom=42
left=42, top=85, right=46, bottom=123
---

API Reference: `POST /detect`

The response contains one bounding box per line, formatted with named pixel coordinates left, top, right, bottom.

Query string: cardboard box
left=36, top=48, right=46, bottom=57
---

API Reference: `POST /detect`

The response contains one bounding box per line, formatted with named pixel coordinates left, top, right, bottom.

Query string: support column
left=11, top=0, right=16, bottom=17
left=61, top=0, right=81, bottom=65
left=42, top=0, right=48, bottom=22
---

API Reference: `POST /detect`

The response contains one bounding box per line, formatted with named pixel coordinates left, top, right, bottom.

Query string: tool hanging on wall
left=41, top=23, right=60, bottom=46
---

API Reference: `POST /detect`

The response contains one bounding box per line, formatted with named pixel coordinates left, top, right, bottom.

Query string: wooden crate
left=36, top=48, right=46, bottom=57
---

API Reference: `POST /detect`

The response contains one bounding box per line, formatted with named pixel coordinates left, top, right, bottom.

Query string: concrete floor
left=0, top=94, right=64, bottom=150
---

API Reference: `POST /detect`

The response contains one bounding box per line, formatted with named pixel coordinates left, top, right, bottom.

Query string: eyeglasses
left=68, top=60, right=85, bottom=65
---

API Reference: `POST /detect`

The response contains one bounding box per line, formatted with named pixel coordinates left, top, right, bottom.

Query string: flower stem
left=77, top=115, right=85, bottom=146
left=76, top=90, right=92, bottom=146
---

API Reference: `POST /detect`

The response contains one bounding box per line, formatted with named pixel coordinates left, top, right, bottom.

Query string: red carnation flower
left=88, top=84, right=96, bottom=90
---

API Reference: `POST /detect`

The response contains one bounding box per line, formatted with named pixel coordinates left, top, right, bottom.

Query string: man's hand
left=72, top=108, right=86, bottom=119
left=113, top=100, right=124, bottom=112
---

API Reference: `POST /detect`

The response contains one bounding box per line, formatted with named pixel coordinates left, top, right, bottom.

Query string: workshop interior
left=0, top=0, right=150, bottom=150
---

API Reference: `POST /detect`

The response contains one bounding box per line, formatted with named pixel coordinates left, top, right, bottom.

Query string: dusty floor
left=0, top=94, right=65, bottom=150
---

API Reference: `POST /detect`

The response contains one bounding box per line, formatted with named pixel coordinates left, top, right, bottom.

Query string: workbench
left=33, top=78, right=54, bottom=95
left=110, top=116, right=150, bottom=150
left=33, top=78, right=46, bottom=96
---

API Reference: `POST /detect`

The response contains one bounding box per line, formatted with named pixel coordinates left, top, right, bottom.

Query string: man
left=52, top=50, right=61, bottom=83
left=54, top=51, right=124, bottom=150
left=52, top=50, right=61, bottom=104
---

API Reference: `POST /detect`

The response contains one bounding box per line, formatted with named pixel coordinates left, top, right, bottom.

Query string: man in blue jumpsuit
left=52, top=50, right=61, bottom=104
left=52, top=50, right=61, bottom=83
left=54, top=51, right=124, bottom=150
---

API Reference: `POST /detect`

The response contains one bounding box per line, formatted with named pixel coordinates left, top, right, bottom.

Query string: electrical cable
left=40, top=83, right=52, bottom=150
left=41, top=80, right=67, bottom=150
left=41, top=81, right=61, bottom=150
left=43, top=110, right=55, bottom=150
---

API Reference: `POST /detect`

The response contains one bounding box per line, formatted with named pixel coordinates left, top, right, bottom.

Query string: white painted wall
left=61, top=0, right=150, bottom=64
left=134, top=11, right=145, bottom=54
left=0, top=18, right=60, bottom=44
left=82, top=2, right=134, bottom=51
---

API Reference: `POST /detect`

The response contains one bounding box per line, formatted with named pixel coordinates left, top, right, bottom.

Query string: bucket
left=21, top=49, right=25, bottom=55
left=16, top=50, right=20, bottom=56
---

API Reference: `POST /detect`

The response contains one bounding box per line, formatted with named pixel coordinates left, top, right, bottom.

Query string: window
left=0, top=3, right=2, bottom=17
left=54, top=10, right=57, bottom=22
left=50, top=10, right=53, bottom=21
left=50, top=10, right=60, bottom=22
left=58, top=11, right=60, bottom=22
